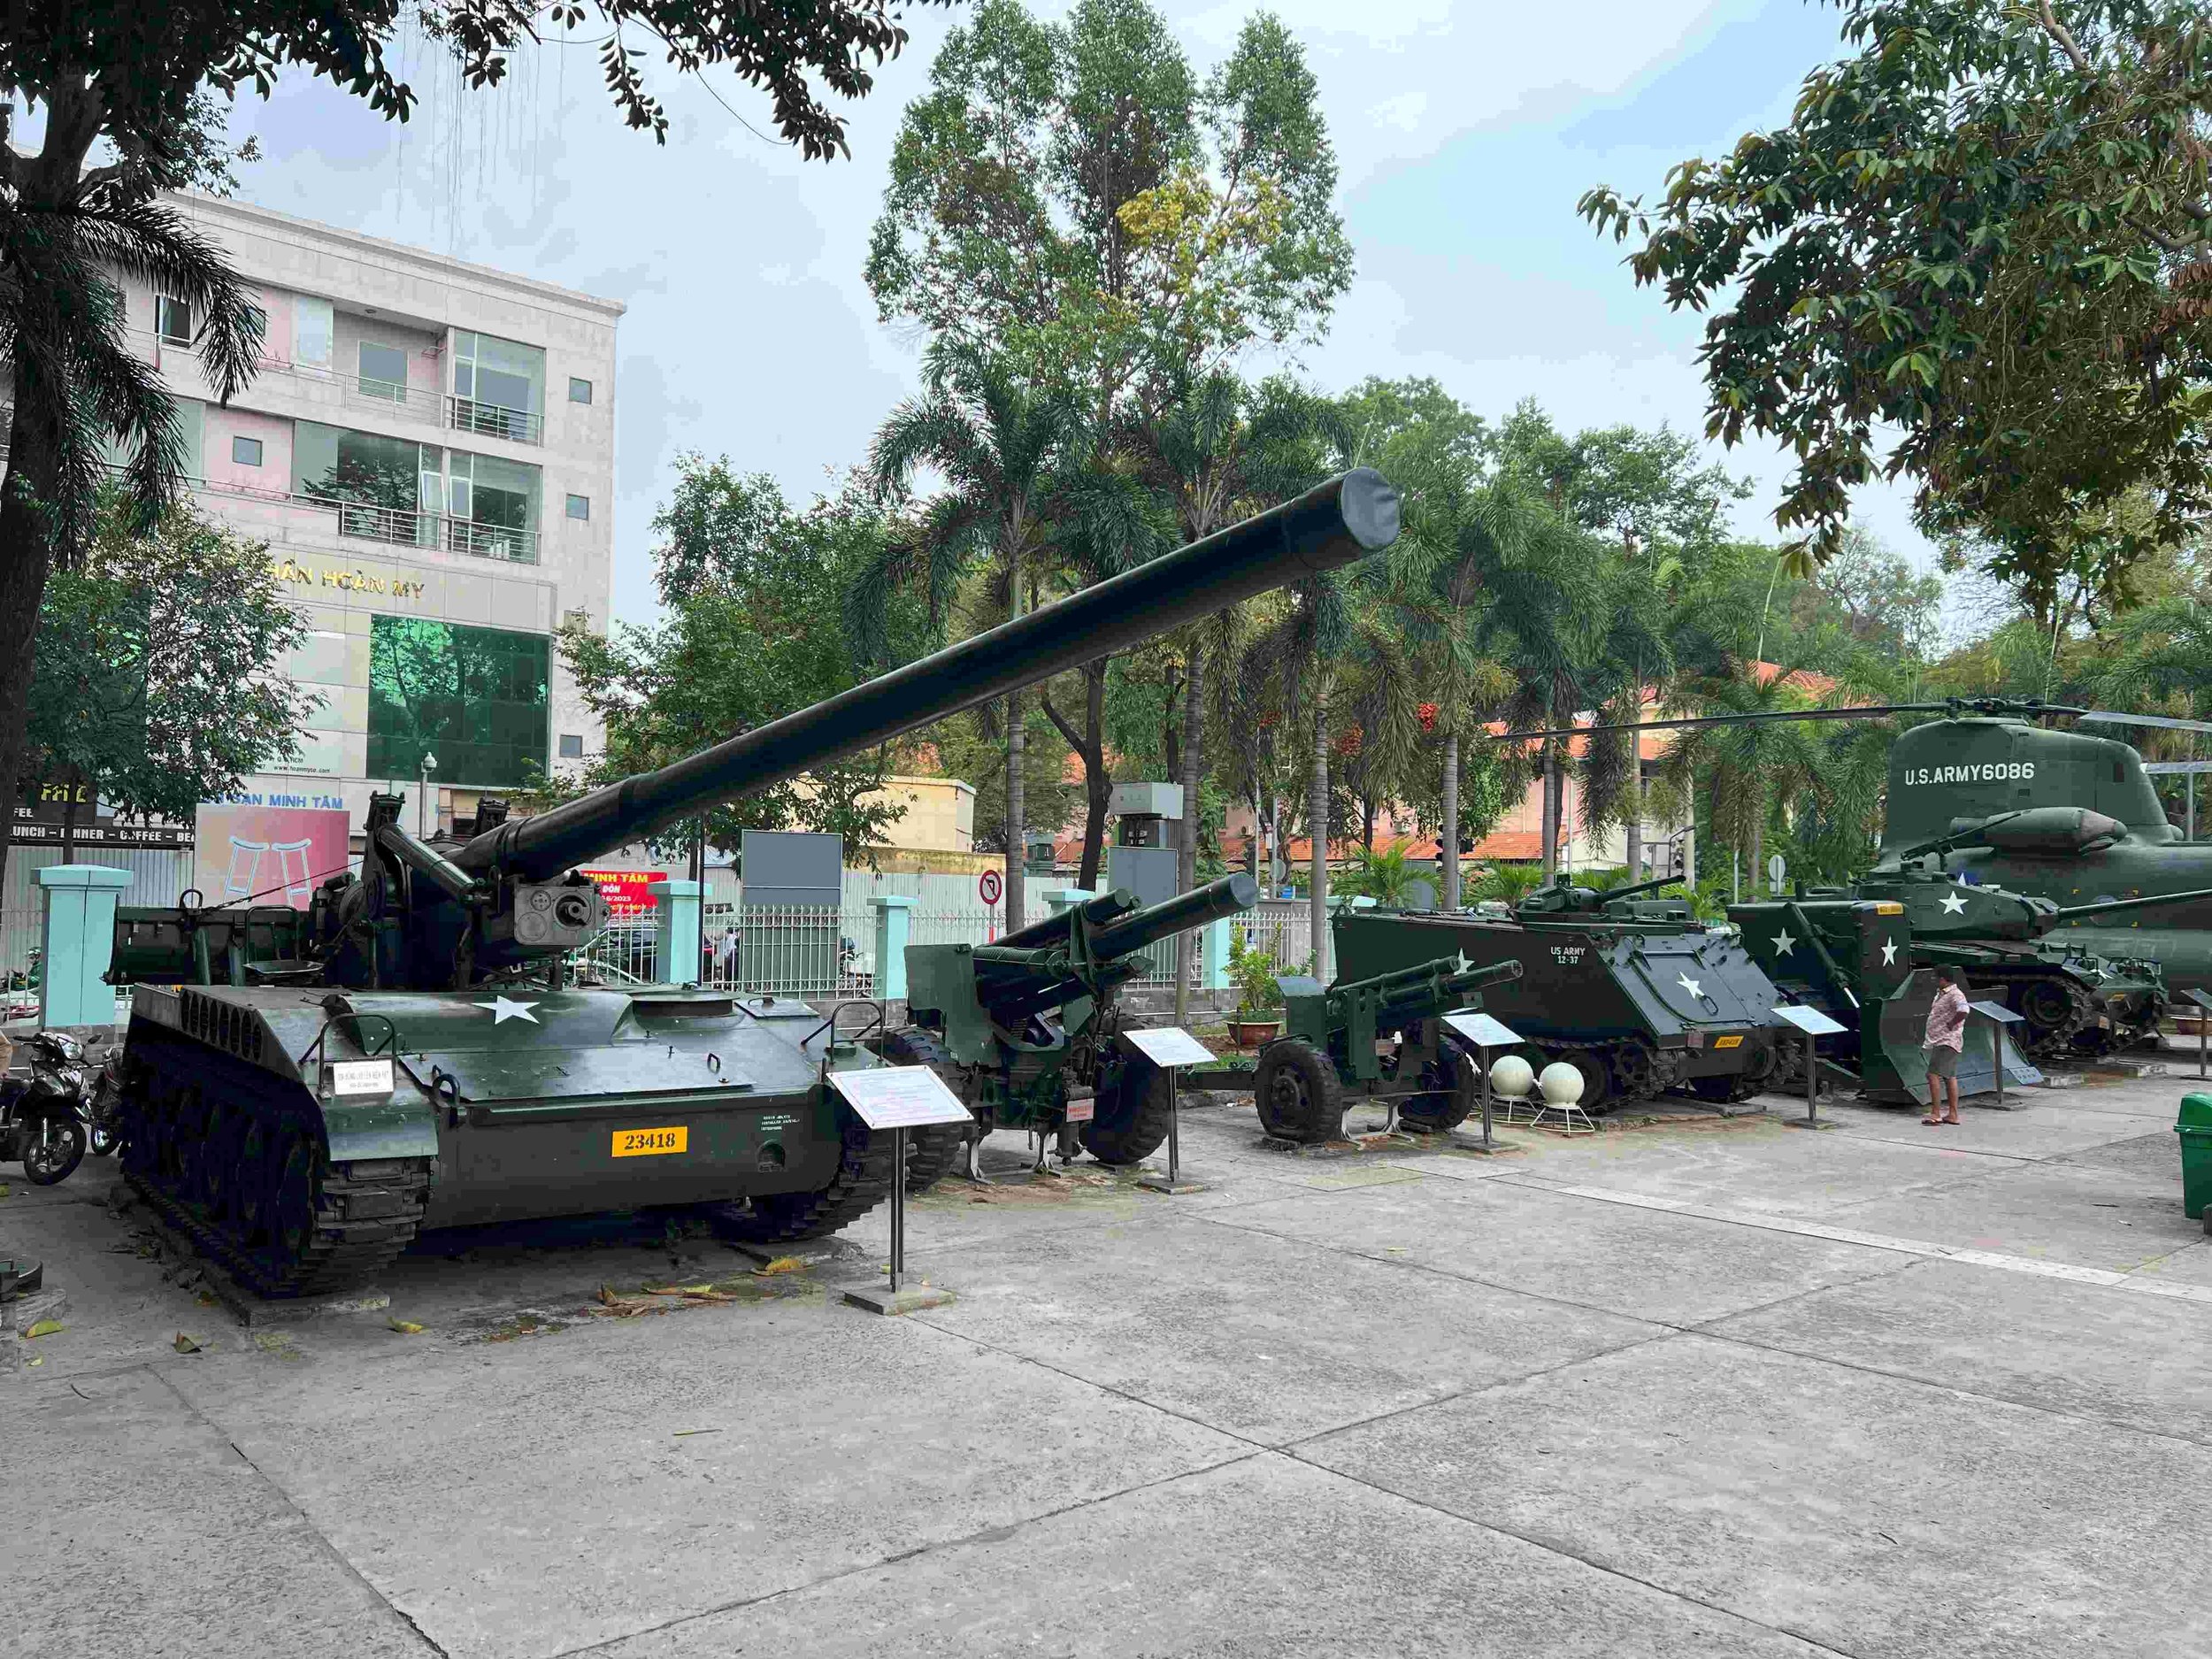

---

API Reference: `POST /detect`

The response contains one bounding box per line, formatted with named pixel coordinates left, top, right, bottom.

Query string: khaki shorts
left=1925, top=1044, right=1960, bottom=1079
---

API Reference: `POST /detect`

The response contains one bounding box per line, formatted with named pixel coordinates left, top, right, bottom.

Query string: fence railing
left=448, top=395, right=545, bottom=446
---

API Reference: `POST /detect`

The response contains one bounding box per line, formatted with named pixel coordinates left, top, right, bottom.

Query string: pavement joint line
left=144, top=1366, right=450, bottom=1657
left=1271, top=1448, right=1868, bottom=1659
left=550, top=1448, right=1277, bottom=1659
left=1494, top=1173, right=2212, bottom=1305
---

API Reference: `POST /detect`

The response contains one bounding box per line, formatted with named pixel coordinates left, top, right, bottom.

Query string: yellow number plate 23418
left=1712, top=1034, right=1744, bottom=1050
left=612, top=1126, right=688, bottom=1158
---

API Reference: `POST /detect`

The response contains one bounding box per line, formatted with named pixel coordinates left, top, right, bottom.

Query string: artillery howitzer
left=1331, top=902, right=1787, bottom=1112
left=1252, top=953, right=1525, bottom=1143
left=887, top=874, right=1258, bottom=1186
left=105, top=471, right=1399, bottom=1294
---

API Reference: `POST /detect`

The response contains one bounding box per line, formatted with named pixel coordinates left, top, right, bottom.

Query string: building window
left=295, top=296, right=334, bottom=368
left=558, top=733, right=584, bottom=760
left=568, top=377, right=593, bottom=404
left=368, top=618, right=549, bottom=787
left=294, top=422, right=442, bottom=547
left=243, top=304, right=269, bottom=355
left=231, top=434, right=264, bottom=468
left=565, top=493, right=589, bottom=521
left=359, top=341, right=411, bottom=403
left=452, top=330, right=546, bottom=442
left=157, top=294, right=194, bottom=347
left=446, top=450, right=543, bottom=559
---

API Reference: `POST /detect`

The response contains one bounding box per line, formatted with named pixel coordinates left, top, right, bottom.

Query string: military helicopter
left=1495, top=696, right=2212, bottom=995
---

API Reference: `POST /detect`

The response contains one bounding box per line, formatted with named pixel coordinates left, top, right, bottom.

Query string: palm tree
left=864, top=344, right=1075, bottom=929
left=0, top=165, right=260, bottom=881
left=1652, top=664, right=1829, bottom=899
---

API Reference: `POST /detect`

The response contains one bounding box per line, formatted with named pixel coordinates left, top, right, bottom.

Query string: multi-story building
left=122, top=193, right=621, bottom=833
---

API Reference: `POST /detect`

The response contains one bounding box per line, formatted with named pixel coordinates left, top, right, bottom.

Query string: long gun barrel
left=2054, top=885, right=2212, bottom=923
left=972, top=875, right=1258, bottom=1020
left=1330, top=954, right=1524, bottom=1017
left=458, top=473, right=1399, bottom=882
left=1601, top=874, right=1689, bottom=904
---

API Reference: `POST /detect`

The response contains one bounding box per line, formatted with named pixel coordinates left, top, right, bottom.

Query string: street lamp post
left=419, top=751, right=438, bottom=838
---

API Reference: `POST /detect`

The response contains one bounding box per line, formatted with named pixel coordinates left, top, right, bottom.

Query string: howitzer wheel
left=877, top=1029, right=972, bottom=1194
left=1254, top=1038, right=1345, bottom=1144
left=1079, top=1052, right=1173, bottom=1165
left=1395, top=1049, right=1474, bottom=1134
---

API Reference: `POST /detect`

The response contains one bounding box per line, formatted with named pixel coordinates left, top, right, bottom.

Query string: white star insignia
left=1676, top=972, right=1703, bottom=998
left=1454, top=951, right=1471, bottom=974
left=474, top=995, right=541, bottom=1025
left=1771, top=930, right=1796, bottom=956
left=1880, top=938, right=1899, bottom=966
left=1939, top=891, right=1968, bottom=915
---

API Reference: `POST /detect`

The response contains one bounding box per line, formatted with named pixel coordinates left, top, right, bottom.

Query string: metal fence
left=1234, top=905, right=1316, bottom=978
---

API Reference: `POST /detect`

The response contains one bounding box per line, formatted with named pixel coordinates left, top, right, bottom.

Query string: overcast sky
left=223, top=0, right=1938, bottom=630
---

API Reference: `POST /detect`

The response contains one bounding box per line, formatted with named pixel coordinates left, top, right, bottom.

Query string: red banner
left=581, top=869, right=668, bottom=918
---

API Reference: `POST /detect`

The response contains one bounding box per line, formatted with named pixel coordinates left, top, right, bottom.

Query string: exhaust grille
left=180, top=991, right=267, bottom=1064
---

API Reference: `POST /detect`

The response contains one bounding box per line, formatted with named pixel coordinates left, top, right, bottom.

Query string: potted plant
left=1225, top=933, right=1285, bottom=1048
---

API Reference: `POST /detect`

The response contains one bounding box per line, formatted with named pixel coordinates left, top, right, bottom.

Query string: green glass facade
left=367, top=617, right=549, bottom=787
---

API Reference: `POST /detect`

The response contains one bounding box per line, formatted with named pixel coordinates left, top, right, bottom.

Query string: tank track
left=711, top=1111, right=895, bottom=1242
left=119, top=1042, right=430, bottom=1299
left=1970, top=966, right=2098, bottom=1057
left=876, top=1028, right=970, bottom=1194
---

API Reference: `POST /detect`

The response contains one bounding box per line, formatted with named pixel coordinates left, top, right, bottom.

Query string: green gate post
left=1201, top=916, right=1232, bottom=991
left=653, top=879, right=704, bottom=987
left=35, top=864, right=133, bottom=1029
left=873, top=895, right=914, bottom=1002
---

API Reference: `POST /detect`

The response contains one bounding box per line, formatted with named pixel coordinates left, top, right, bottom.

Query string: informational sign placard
left=1968, top=999, right=2024, bottom=1025
left=1771, top=1003, right=1848, bottom=1037
left=1122, top=1026, right=1215, bottom=1068
left=328, top=1059, right=396, bottom=1096
left=827, top=1065, right=974, bottom=1131
left=2183, top=988, right=2212, bottom=1013
left=1442, top=1010, right=1524, bottom=1048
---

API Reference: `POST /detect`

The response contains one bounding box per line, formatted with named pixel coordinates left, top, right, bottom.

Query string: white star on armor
left=1771, top=930, right=1796, bottom=956
left=1939, top=891, right=1968, bottom=914
left=474, top=996, right=542, bottom=1025
left=1880, top=938, right=1899, bottom=966
left=1676, top=972, right=1703, bottom=998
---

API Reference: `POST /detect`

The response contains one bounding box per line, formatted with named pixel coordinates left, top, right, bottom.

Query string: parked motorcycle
left=1, top=1030, right=97, bottom=1186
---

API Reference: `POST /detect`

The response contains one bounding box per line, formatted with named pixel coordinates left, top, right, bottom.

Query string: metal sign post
left=1441, top=1010, right=1525, bottom=1154
left=2184, top=988, right=2212, bottom=1080
left=1771, top=1004, right=1847, bottom=1129
left=1966, top=1000, right=2028, bottom=1110
left=1124, top=1026, right=1215, bottom=1194
left=826, top=1065, right=973, bottom=1314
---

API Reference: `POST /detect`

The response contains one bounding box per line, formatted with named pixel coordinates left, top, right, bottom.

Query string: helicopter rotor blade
left=2076, top=710, right=2212, bottom=737
left=1489, top=703, right=1950, bottom=743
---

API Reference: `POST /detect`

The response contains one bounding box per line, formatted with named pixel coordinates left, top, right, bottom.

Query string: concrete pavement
left=4, top=1071, right=2208, bottom=1657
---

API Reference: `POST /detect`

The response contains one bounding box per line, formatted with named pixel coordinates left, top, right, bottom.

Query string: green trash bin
left=2179, top=1094, right=2212, bottom=1220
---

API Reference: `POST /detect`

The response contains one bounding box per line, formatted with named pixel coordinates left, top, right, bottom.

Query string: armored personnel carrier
left=1332, top=881, right=1786, bottom=1112
left=105, top=472, right=1400, bottom=1294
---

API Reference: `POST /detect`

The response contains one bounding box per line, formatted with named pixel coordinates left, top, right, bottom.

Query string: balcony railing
left=185, top=476, right=541, bottom=565
left=448, top=396, right=544, bottom=446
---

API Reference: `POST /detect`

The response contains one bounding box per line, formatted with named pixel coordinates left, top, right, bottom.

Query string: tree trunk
left=1540, top=742, right=1563, bottom=880
left=1440, top=728, right=1461, bottom=911
left=1748, top=798, right=1765, bottom=901
left=1004, top=687, right=1025, bottom=930
left=1309, top=698, right=1330, bottom=982
left=1077, top=661, right=1111, bottom=892
left=1174, top=644, right=1202, bottom=1024
left=0, top=398, right=63, bottom=901
left=1624, top=756, right=1643, bottom=879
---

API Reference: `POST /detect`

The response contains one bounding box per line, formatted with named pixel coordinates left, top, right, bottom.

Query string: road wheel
left=1396, top=1048, right=1473, bottom=1134
left=1079, top=1052, right=1173, bottom=1165
left=877, top=1029, right=972, bottom=1194
left=1254, top=1038, right=1345, bottom=1144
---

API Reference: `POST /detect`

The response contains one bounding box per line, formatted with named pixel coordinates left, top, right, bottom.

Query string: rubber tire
left=20, top=1113, right=86, bottom=1186
left=1254, top=1038, right=1346, bottom=1145
left=1079, top=1052, right=1173, bottom=1165
left=878, top=1029, right=970, bottom=1194
left=1396, top=1049, right=1474, bottom=1134
left=1548, top=1048, right=1614, bottom=1116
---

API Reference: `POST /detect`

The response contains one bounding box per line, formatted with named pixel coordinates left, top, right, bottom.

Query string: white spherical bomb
left=1538, top=1061, right=1586, bottom=1106
left=1489, top=1053, right=1536, bottom=1101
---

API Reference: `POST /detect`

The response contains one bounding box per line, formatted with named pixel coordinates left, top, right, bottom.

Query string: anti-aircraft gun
left=1254, top=954, right=1525, bottom=1143
left=1847, top=814, right=2212, bottom=1056
left=105, top=471, right=1400, bottom=1294
left=1515, top=872, right=1696, bottom=924
left=887, top=875, right=1259, bottom=1185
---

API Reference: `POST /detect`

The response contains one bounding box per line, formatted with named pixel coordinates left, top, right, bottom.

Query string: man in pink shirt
left=1923, top=965, right=1970, bottom=1125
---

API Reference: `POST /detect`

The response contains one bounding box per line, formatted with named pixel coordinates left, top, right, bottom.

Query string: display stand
left=1966, top=1000, right=2028, bottom=1109
left=1123, top=1026, right=1215, bottom=1194
left=827, top=1066, right=972, bottom=1314
left=2185, top=988, right=2212, bottom=1081
left=1440, top=1010, right=1525, bottom=1154
left=1772, top=1003, right=1848, bottom=1129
